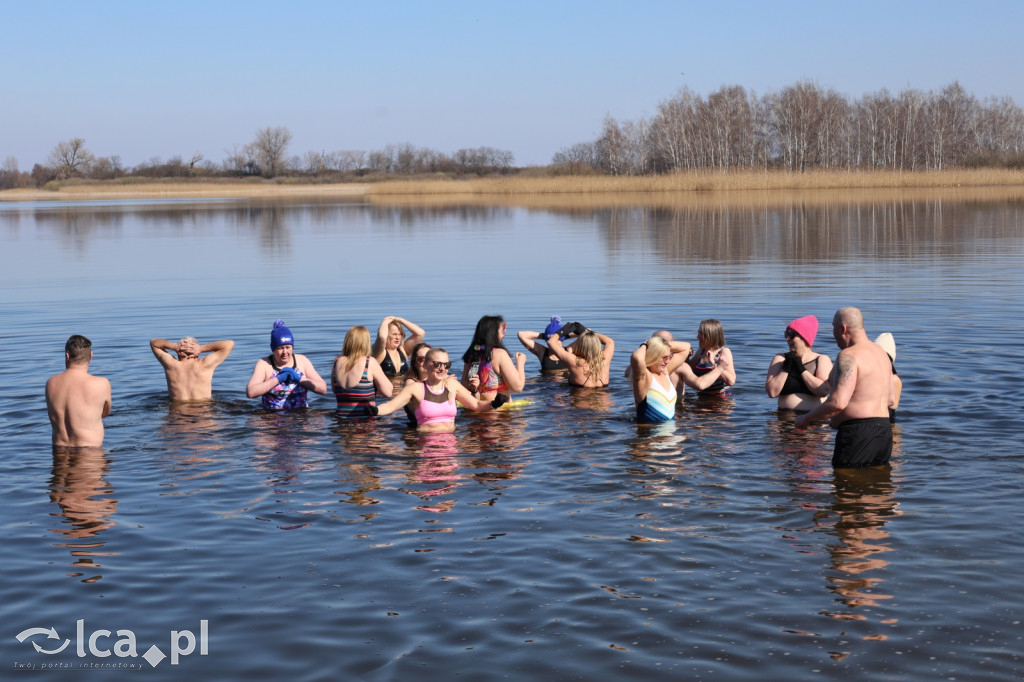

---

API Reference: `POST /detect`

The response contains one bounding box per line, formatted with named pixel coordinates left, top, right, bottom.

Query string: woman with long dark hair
left=460, top=315, right=526, bottom=401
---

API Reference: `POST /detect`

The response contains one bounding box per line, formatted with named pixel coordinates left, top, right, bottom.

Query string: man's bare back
left=46, top=336, right=111, bottom=448
left=150, top=338, right=234, bottom=401
left=797, top=308, right=893, bottom=428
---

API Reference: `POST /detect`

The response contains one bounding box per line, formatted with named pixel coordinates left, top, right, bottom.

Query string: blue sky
left=3, top=0, right=1022, bottom=169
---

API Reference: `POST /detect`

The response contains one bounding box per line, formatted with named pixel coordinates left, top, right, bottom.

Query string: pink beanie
left=787, top=315, right=818, bottom=347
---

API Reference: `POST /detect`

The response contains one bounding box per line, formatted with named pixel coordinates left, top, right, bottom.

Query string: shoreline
left=3, top=168, right=1023, bottom=204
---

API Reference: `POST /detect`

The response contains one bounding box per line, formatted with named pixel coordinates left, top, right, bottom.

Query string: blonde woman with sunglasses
left=369, top=348, right=508, bottom=432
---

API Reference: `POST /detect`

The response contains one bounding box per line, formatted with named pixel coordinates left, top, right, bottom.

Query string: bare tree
left=48, top=138, right=94, bottom=179
left=250, top=126, right=292, bottom=178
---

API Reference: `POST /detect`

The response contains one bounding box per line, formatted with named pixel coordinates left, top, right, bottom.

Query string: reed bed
left=365, top=168, right=1024, bottom=197
left=3, top=168, right=1021, bottom=204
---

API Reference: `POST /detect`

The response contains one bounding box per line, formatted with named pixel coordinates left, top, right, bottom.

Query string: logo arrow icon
left=33, top=639, right=71, bottom=655
left=16, top=627, right=70, bottom=655
left=16, top=627, right=59, bottom=642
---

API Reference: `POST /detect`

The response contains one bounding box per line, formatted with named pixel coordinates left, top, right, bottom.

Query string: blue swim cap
left=270, top=319, right=294, bottom=349
left=543, top=315, right=562, bottom=338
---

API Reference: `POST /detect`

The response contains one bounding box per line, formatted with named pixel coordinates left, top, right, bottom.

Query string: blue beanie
left=270, top=319, right=294, bottom=349
left=543, top=315, right=563, bottom=339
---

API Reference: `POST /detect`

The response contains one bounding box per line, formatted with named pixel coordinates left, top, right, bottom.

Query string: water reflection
left=5, top=191, right=1022, bottom=263
left=48, top=447, right=119, bottom=583
left=400, top=431, right=462, bottom=513
left=821, top=466, right=901, bottom=623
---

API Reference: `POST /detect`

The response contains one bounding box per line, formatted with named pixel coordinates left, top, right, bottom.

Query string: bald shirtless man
left=796, top=308, right=894, bottom=468
left=45, top=335, right=112, bottom=448
left=150, top=336, right=235, bottom=400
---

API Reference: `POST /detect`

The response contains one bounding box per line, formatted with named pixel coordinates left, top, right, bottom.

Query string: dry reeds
left=365, top=168, right=1024, bottom=197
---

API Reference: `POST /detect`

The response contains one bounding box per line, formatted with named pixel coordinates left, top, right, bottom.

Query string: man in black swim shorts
left=795, top=308, right=896, bottom=468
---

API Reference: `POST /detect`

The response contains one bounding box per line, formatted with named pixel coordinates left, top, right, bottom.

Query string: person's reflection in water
left=402, top=431, right=462, bottom=513
left=822, top=465, right=902, bottom=628
left=332, top=418, right=391, bottom=510
left=49, top=447, right=119, bottom=583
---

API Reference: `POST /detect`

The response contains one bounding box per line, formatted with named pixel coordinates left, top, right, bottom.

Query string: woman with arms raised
left=765, top=315, right=833, bottom=412
left=460, top=315, right=527, bottom=401
left=372, top=316, right=426, bottom=379
left=630, top=335, right=693, bottom=423
left=545, top=322, right=615, bottom=388
left=333, top=326, right=394, bottom=418
left=517, top=316, right=570, bottom=371
left=369, top=348, right=508, bottom=431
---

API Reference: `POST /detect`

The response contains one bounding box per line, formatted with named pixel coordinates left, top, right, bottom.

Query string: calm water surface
left=1, top=194, right=1023, bottom=680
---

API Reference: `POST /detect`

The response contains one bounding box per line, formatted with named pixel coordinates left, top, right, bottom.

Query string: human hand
left=515, top=352, right=527, bottom=366
left=277, top=367, right=301, bottom=384
left=782, top=352, right=802, bottom=374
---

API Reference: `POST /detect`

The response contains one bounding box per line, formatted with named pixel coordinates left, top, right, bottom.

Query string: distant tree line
left=553, top=80, right=1024, bottom=174
left=3, top=79, right=1023, bottom=190
left=0, top=126, right=516, bottom=189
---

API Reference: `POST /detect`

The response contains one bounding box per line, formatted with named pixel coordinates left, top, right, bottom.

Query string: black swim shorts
left=833, top=417, right=893, bottom=468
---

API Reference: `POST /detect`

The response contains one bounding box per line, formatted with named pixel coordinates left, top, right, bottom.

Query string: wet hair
left=573, top=331, right=604, bottom=382
left=387, top=321, right=405, bottom=346
left=425, top=347, right=449, bottom=364
left=404, top=342, right=432, bottom=383
left=644, top=336, right=670, bottom=368
left=339, top=326, right=371, bottom=373
left=461, top=315, right=507, bottom=364
left=65, top=335, right=92, bottom=364
left=697, top=319, right=725, bottom=350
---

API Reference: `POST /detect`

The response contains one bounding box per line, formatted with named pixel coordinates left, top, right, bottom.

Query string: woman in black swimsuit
left=372, top=316, right=426, bottom=379
left=765, top=315, right=833, bottom=412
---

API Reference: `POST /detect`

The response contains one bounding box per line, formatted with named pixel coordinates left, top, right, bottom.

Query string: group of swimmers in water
left=47, top=308, right=901, bottom=468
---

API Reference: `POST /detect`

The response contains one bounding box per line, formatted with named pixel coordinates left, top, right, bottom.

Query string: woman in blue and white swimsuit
left=629, top=335, right=693, bottom=423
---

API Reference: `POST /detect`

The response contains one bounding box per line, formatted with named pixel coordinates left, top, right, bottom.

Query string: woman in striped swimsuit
left=332, top=326, right=394, bottom=418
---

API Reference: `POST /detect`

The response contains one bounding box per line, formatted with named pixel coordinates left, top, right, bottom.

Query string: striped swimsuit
left=636, top=374, right=677, bottom=423
left=334, top=358, right=376, bottom=418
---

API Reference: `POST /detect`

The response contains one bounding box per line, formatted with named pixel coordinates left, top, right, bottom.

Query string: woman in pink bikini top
left=368, top=348, right=508, bottom=432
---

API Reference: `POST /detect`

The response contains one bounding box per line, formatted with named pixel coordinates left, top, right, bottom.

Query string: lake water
left=2, top=190, right=1023, bottom=680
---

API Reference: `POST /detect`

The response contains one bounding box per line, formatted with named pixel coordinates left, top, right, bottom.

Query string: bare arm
left=494, top=349, right=527, bottom=393
left=517, top=330, right=548, bottom=361
left=765, top=354, right=788, bottom=398
left=804, top=354, right=833, bottom=397
left=394, top=317, right=426, bottom=355
left=448, top=377, right=498, bottom=412
left=890, top=374, right=902, bottom=411
left=101, top=377, right=112, bottom=418
left=630, top=345, right=651, bottom=402
left=375, top=382, right=420, bottom=417
left=676, top=360, right=726, bottom=391
left=367, top=357, right=394, bottom=398
left=149, top=338, right=178, bottom=368
left=199, top=340, right=234, bottom=368
left=665, top=341, right=694, bottom=374
left=796, top=352, right=855, bottom=427
left=246, top=359, right=275, bottom=398
left=371, top=316, right=395, bottom=361
left=717, top=348, right=736, bottom=386
left=545, top=333, right=575, bottom=364
left=296, top=355, right=328, bottom=395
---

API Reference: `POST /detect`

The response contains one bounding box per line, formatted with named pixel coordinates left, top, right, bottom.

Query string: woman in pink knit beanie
left=765, top=315, right=834, bottom=413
